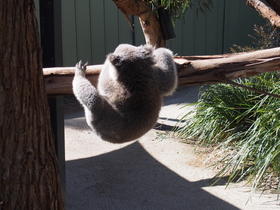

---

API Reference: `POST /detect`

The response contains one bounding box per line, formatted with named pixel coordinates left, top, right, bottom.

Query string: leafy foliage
left=146, top=0, right=213, bottom=20
left=176, top=74, right=280, bottom=189
left=175, top=23, right=280, bottom=193
left=231, top=22, right=280, bottom=52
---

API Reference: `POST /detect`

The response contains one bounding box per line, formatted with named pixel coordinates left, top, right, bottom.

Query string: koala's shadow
left=65, top=86, right=238, bottom=209
left=66, top=141, right=239, bottom=210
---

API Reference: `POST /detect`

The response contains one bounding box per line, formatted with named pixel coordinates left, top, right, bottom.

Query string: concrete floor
left=64, top=86, right=279, bottom=210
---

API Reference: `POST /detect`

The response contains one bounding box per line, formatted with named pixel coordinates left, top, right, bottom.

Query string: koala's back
left=95, top=65, right=162, bottom=143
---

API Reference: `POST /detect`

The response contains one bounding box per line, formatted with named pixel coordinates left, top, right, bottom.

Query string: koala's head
left=107, top=44, right=155, bottom=70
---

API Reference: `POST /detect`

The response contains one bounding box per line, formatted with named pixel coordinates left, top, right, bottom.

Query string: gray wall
left=166, top=0, right=264, bottom=55
left=35, top=0, right=264, bottom=67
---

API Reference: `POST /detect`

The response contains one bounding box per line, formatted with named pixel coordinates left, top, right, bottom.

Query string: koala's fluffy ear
left=140, top=44, right=154, bottom=57
left=108, top=53, right=124, bottom=67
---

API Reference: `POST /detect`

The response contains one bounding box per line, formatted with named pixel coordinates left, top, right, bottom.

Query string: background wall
left=35, top=0, right=264, bottom=67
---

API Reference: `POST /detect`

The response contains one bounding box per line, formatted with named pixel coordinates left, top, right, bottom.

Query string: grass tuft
left=175, top=72, right=280, bottom=193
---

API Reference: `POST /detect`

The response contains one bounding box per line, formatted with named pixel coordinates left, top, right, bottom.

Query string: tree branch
left=224, top=79, right=280, bottom=99
left=111, top=0, right=165, bottom=47
left=44, top=47, right=280, bottom=96
left=247, top=0, right=280, bottom=28
left=266, top=0, right=280, bottom=16
left=176, top=47, right=280, bottom=86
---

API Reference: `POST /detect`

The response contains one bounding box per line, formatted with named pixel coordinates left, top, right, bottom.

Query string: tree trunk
left=0, top=1, right=64, bottom=209
left=266, top=0, right=280, bottom=16
left=247, top=0, right=280, bottom=28
left=112, top=0, right=166, bottom=48
left=43, top=47, right=280, bottom=95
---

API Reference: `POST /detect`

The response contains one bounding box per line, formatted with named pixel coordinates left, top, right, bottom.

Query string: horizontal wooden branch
left=176, top=47, right=280, bottom=86
left=44, top=47, right=280, bottom=95
left=44, top=65, right=102, bottom=95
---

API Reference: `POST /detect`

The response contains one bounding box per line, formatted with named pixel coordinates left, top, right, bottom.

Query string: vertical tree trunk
left=112, top=0, right=166, bottom=48
left=0, top=0, right=64, bottom=209
left=138, top=12, right=166, bottom=48
left=266, top=0, right=280, bottom=15
left=247, top=0, right=280, bottom=28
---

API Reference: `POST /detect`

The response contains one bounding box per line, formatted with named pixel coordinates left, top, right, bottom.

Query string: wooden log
left=176, top=47, right=280, bottom=86
left=44, top=47, right=280, bottom=95
left=44, top=65, right=102, bottom=95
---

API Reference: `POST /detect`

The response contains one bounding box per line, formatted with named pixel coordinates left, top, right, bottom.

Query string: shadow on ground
left=66, top=141, right=238, bottom=210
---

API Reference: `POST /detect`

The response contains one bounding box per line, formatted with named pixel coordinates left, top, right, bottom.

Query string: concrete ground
left=64, top=86, right=279, bottom=210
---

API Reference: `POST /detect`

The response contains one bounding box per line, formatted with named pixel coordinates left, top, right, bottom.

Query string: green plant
left=231, top=22, right=280, bottom=52
left=146, top=0, right=213, bottom=21
left=175, top=23, right=280, bottom=194
left=176, top=74, right=280, bottom=191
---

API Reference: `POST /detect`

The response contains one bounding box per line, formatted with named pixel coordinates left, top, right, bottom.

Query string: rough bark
left=247, top=0, right=280, bottom=28
left=43, top=47, right=280, bottom=95
left=112, top=0, right=166, bottom=48
left=0, top=1, right=64, bottom=209
left=175, top=47, right=280, bottom=86
left=266, top=0, right=280, bottom=16
left=44, top=65, right=102, bottom=95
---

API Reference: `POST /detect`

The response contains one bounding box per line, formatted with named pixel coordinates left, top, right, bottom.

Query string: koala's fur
left=73, top=44, right=177, bottom=143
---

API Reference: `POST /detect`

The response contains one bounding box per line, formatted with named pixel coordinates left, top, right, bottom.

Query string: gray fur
left=72, top=44, right=177, bottom=143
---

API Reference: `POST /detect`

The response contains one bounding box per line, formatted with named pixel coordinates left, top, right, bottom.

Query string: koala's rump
left=93, top=94, right=162, bottom=143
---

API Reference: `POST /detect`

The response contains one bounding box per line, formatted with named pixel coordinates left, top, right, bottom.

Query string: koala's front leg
left=72, top=61, right=103, bottom=112
left=153, top=48, right=178, bottom=96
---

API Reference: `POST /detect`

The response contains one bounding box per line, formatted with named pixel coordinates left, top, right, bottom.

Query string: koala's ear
left=108, top=53, right=123, bottom=67
left=141, top=44, right=154, bottom=57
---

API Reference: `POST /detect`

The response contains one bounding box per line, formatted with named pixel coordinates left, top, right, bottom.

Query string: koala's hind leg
left=72, top=61, right=103, bottom=113
left=153, top=48, right=178, bottom=96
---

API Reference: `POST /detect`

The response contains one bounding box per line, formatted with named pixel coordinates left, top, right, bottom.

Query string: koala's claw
left=76, top=60, right=88, bottom=76
left=76, top=60, right=88, bottom=73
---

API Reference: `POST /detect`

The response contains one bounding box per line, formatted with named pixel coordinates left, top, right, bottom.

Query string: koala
left=72, top=44, right=177, bottom=143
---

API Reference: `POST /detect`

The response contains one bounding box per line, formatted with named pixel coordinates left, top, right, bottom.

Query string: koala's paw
left=75, top=60, right=88, bottom=75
